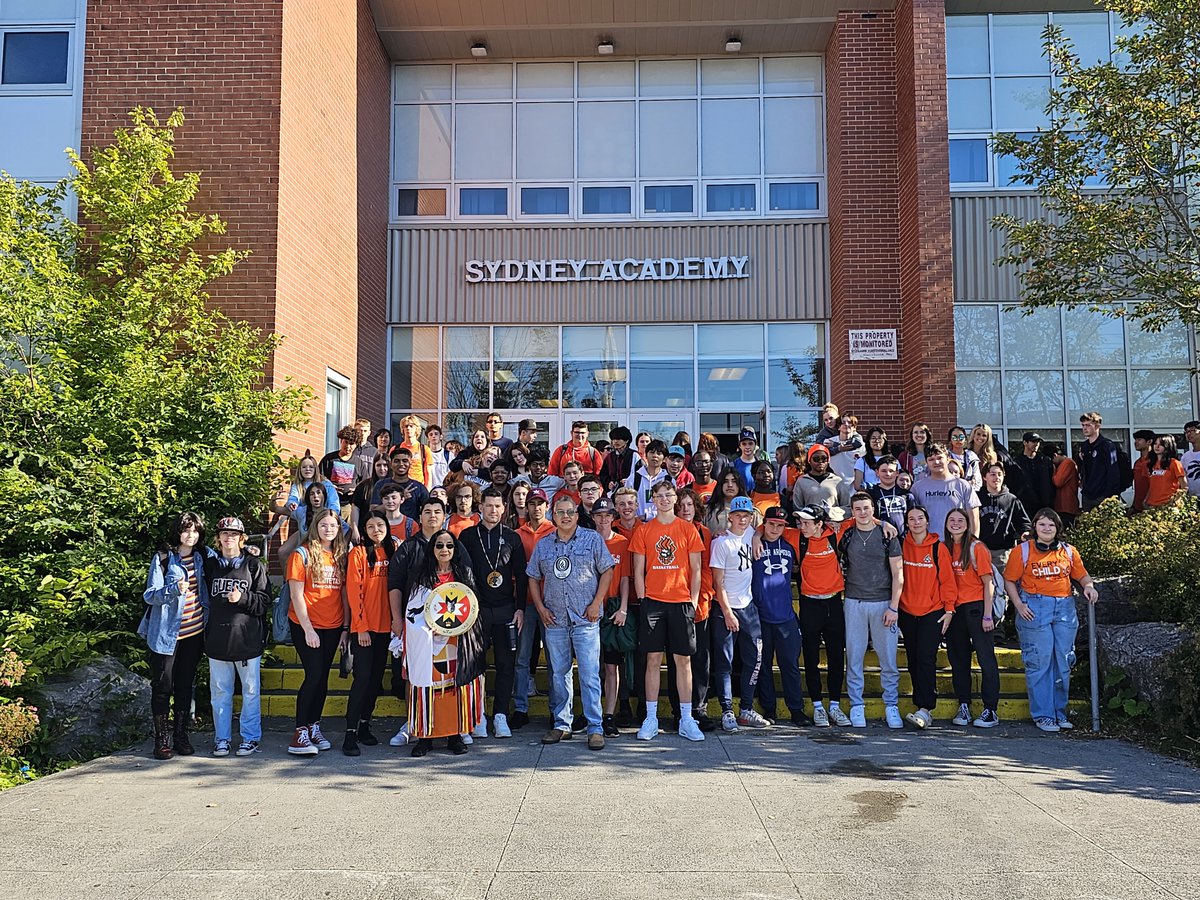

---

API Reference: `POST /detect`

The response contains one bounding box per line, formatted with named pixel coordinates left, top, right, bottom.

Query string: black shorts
left=639, top=598, right=697, bottom=656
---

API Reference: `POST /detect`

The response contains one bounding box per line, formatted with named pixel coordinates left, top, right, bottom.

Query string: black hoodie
left=976, top=487, right=1032, bottom=551
left=203, top=554, right=272, bottom=661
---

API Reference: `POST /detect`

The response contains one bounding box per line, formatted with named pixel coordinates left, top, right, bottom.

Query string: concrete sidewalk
left=1, top=718, right=1197, bottom=900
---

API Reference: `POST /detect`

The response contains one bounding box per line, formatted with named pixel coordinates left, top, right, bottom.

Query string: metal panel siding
left=951, top=193, right=1056, bottom=302
left=389, top=222, right=829, bottom=323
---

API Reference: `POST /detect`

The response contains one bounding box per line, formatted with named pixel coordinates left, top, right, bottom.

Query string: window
left=563, top=326, right=626, bottom=408
left=493, top=326, right=559, bottom=409
left=949, top=139, right=988, bottom=184
left=390, top=327, right=440, bottom=409
left=1, top=31, right=68, bottom=84
left=698, top=324, right=764, bottom=406
left=443, top=327, right=490, bottom=409
left=768, top=323, right=824, bottom=408
left=396, top=188, right=447, bottom=217
left=392, top=56, right=826, bottom=221
left=325, top=372, right=351, bottom=454
left=629, top=326, right=694, bottom=408
left=520, top=187, right=569, bottom=216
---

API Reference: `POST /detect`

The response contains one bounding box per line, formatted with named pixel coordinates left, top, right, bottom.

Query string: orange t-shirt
left=518, top=519, right=554, bottom=603
left=286, top=547, right=345, bottom=629
left=693, top=481, right=717, bottom=506
left=385, top=513, right=414, bottom=542
left=899, top=534, right=957, bottom=616
left=448, top=513, right=479, bottom=537
left=750, top=491, right=781, bottom=517
left=1004, top=541, right=1088, bottom=598
left=949, top=540, right=993, bottom=607
left=615, top=517, right=642, bottom=539
left=797, top=525, right=845, bottom=597
left=603, top=532, right=630, bottom=599
left=629, top=516, right=704, bottom=603
left=1145, top=459, right=1185, bottom=507
left=691, top=521, right=714, bottom=621
left=398, top=440, right=433, bottom=488
left=346, top=545, right=391, bottom=633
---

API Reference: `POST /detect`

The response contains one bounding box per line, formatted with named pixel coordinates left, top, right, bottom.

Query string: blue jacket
left=138, top=547, right=215, bottom=655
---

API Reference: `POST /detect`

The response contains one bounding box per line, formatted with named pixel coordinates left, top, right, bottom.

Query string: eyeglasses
left=555, top=509, right=578, bottom=516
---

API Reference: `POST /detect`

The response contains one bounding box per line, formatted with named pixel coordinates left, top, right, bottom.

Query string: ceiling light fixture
left=597, top=39, right=614, bottom=55
left=725, top=37, right=742, bottom=53
left=470, top=42, right=488, bottom=58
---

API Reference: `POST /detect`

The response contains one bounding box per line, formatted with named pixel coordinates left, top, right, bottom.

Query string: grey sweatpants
left=844, top=597, right=900, bottom=708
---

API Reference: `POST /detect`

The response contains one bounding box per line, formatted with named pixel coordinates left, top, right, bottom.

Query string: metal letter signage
left=464, top=256, right=750, bottom=283
left=848, top=329, right=898, bottom=361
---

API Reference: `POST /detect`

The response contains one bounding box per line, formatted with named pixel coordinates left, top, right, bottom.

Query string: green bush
left=1069, top=496, right=1200, bottom=624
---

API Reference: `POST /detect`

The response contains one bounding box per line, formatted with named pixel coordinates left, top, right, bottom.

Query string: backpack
left=958, top=540, right=1009, bottom=621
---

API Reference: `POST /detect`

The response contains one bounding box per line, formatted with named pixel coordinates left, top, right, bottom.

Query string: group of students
left=140, top=405, right=1195, bottom=760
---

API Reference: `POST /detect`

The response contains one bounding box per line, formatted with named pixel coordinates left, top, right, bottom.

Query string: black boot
left=172, top=711, right=194, bottom=756
left=447, top=734, right=469, bottom=755
left=357, top=720, right=379, bottom=746
left=153, top=714, right=173, bottom=760
left=411, top=738, right=433, bottom=758
left=342, top=731, right=361, bottom=756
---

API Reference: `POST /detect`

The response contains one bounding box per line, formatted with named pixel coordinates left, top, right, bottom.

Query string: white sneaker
left=973, top=709, right=1000, bottom=728
left=388, top=722, right=411, bottom=747
left=678, top=716, right=705, bottom=742
left=308, top=722, right=332, bottom=751
left=885, top=706, right=903, bottom=729
left=736, top=708, right=773, bottom=729
left=952, top=703, right=972, bottom=726
left=636, top=717, right=660, bottom=741
left=212, top=739, right=231, bottom=757
left=828, top=703, right=852, bottom=727
left=849, top=705, right=867, bottom=728
left=906, top=709, right=933, bottom=729
left=471, top=718, right=488, bottom=739
left=1055, top=715, right=1074, bottom=731
left=720, top=711, right=739, bottom=733
left=460, top=732, right=473, bottom=745
left=812, top=705, right=830, bottom=727
left=1035, top=717, right=1061, bottom=733
left=493, top=713, right=512, bottom=739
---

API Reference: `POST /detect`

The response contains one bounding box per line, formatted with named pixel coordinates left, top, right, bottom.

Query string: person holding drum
left=400, top=530, right=487, bottom=758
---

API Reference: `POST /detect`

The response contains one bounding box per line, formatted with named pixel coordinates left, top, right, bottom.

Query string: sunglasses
left=433, top=542, right=455, bottom=550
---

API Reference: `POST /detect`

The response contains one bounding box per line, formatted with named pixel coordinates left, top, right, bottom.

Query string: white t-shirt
left=710, top=529, right=755, bottom=609
left=1182, top=448, right=1200, bottom=498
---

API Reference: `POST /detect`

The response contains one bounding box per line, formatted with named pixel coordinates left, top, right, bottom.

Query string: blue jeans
left=513, top=614, right=551, bottom=714
left=1015, top=592, right=1078, bottom=722
left=757, top=615, right=804, bottom=716
left=209, top=656, right=262, bottom=742
left=543, top=621, right=603, bottom=735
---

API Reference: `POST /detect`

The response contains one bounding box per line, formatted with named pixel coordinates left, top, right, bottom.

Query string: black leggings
left=898, top=609, right=943, bottom=711
left=148, top=633, right=205, bottom=718
left=345, top=631, right=391, bottom=728
left=946, top=601, right=1001, bottom=710
left=799, top=595, right=845, bottom=704
left=290, top=622, right=342, bottom=727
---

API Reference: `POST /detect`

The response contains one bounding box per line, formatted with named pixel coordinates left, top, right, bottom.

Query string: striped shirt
left=176, top=554, right=204, bottom=640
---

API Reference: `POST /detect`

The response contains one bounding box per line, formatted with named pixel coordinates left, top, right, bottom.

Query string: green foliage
left=1104, top=666, right=1152, bottom=718
left=1069, top=497, right=1200, bottom=624
left=992, top=0, right=1200, bottom=331
left=0, top=107, right=309, bottom=693
left=0, top=649, right=38, bottom=758
left=1157, top=631, right=1200, bottom=758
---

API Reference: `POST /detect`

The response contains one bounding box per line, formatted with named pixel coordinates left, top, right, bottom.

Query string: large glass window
left=493, top=326, right=559, bottom=409
left=390, top=327, right=440, bottom=410
left=2, top=31, right=68, bottom=84
left=629, top=325, right=694, bottom=408
left=562, top=326, right=627, bottom=409
left=443, top=327, right=490, bottom=409
left=393, top=55, right=825, bottom=221
left=697, top=324, right=764, bottom=406
left=768, top=323, right=824, bottom=408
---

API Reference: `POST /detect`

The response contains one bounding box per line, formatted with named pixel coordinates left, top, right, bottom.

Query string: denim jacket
left=138, top=548, right=214, bottom=655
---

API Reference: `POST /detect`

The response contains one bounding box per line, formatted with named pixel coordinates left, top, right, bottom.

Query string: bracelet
left=888, top=607, right=899, bottom=613
left=983, top=616, right=993, bottom=621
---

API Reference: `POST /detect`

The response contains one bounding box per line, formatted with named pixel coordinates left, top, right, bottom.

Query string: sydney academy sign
left=465, top=255, right=750, bottom=283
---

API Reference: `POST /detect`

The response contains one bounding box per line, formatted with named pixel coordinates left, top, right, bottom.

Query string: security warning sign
left=848, top=329, right=897, bottom=361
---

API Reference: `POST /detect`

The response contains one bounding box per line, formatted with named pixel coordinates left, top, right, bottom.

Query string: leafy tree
left=0, top=108, right=309, bottom=676
left=992, top=0, right=1200, bottom=331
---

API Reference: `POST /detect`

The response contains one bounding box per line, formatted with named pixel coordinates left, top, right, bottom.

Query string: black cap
left=1022, top=432, right=1042, bottom=442
left=590, top=497, right=614, bottom=516
left=519, top=419, right=537, bottom=432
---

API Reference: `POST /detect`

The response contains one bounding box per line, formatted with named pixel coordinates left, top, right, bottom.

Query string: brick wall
left=824, top=5, right=956, bottom=440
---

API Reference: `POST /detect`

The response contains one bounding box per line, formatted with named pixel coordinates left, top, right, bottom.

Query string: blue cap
left=729, top=496, right=755, bottom=514
left=739, top=427, right=757, bottom=442
left=668, top=444, right=686, bottom=458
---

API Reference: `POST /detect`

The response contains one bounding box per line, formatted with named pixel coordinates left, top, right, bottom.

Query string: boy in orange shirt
left=629, top=481, right=703, bottom=742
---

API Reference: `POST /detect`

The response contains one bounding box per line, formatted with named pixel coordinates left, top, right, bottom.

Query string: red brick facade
left=824, top=4, right=955, bottom=439
left=80, top=0, right=389, bottom=458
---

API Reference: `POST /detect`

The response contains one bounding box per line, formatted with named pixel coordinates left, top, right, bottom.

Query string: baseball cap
left=807, top=444, right=829, bottom=461
left=739, top=427, right=757, bottom=442
left=794, top=504, right=826, bottom=522
left=729, top=496, right=755, bottom=514
left=763, top=506, right=789, bottom=522
left=528, top=488, right=549, bottom=503
left=668, top=444, right=687, bottom=458
left=591, top=497, right=614, bottom=516
left=519, top=418, right=537, bottom=432
left=216, top=516, right=246, bottom=534
left=1022, top=432, right=1042, bottom=442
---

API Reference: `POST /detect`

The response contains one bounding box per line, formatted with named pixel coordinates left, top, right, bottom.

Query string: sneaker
left=885, top=706, right=903, bottom=729
left=212, top=739, right=231, bottom=757
left=602, top=714, right=619, bottom=737
left=235, top=740, right=259, bottom=757
left=616, top=703, right=633, bottom=728
left=678, top=717, right=705, bottom=742
left=471, top=718, right=488, bottom=739
left=509, top=710, right=530, bottom=730
left=905, top=709, right=932, bottom=729
left=460, top=732, right=473, bottom=745
left=850, top=705, right=868, bottom=728
left=1056, top=715, right=1074, bottom=731
left=287, top=726, right=319, bottom=756
left=720, top=710, right=739, bottom=733
left=790, top=711, right=814, bottom=728
left=736, top=708, right=772, bottom=729
left=697, top=714, right=717, bottom=733
left=571, top=714, right=588, bottom=734
left=828, top=704, right=852, bottom=727
left=587, top=733, right=605, bottom=751
left=357, top=722, right=379, bottom=746
left=493, top=713, right=512, bottom=739
left=812, top=705, right=831, bottom=728
left=636, top=717, right=660, bottom=741
left=342, top=732, right=361, bottom=757
left=389, top=723, right=411, bottom=747
left=952, top=703, right=972, bottom=727
left=973, top=709, right=1000, bottom=728
left=309, top=722, right=331, bottom=751
left=1035, top=717, right=1061, bottom=733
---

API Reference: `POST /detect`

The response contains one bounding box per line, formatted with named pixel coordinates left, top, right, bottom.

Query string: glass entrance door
left=555, top=414, right=627, bottom=455
left=699, top=410, right=765, bottom=458
left=500, top=414, right=553, bottom=457
left=634, top=412, right=695, bottom=448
